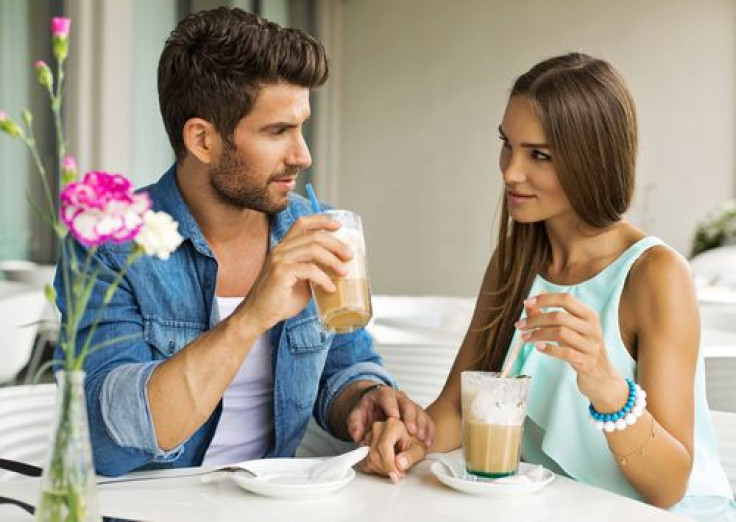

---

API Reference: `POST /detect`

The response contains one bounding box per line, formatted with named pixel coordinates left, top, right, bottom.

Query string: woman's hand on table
left=359, top=417, right=428, bottom=483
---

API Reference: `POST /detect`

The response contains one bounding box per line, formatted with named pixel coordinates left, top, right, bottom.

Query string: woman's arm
left=518, top=246, right=697, bottom=507
left=609, top=245, right=697, bottom=507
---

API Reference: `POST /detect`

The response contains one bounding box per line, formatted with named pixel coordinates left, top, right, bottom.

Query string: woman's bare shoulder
left=626, top=240, right=698, bottom=344
left=629, top=242, right=692, bottom=291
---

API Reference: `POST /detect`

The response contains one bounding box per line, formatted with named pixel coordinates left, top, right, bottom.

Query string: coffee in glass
left=460, top=371, right=531, bottom=479
left=311, top=210, right=372, bottom=333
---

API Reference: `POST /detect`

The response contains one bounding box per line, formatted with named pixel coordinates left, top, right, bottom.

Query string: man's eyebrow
left=497, top=125, right=550, bottom=148
left=260, top=121, right=298, bottom=131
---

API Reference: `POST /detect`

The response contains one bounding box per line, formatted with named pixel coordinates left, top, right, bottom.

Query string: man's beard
left=209, top=145, right=297, bottom=215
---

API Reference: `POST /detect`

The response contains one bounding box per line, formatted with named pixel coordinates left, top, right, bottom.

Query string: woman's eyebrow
left=498, top=125, right=550, bottom=148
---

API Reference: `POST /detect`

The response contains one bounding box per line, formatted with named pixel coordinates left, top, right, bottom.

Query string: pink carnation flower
left=34, top=60, right=53, bottom=89
left=63, top=156, right=77, bottom=171
left=51, top=17, right=71, bottom=38
left=60, top=171, right=151, bottom=247
left=61, top=155, right=78, bottom=185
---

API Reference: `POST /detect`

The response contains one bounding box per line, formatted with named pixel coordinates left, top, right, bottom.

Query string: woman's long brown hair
left=474, top=53, right=638, bottom=371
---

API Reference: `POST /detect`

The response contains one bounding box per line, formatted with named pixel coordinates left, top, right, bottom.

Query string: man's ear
left=182, top=118, right=219, bottom=164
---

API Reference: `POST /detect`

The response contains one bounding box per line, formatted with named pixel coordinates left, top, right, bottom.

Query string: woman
left=363, top=53, right=733, bottom=516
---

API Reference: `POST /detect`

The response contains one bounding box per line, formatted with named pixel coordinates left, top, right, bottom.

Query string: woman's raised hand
left=515, top=292, right=629, bottom=411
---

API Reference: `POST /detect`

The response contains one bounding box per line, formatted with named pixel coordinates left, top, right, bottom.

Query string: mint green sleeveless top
left=503, top=237, right=733, bottom=514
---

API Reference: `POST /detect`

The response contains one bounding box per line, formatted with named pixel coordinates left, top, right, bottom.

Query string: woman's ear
left=182, top=118, right=219, bottom=164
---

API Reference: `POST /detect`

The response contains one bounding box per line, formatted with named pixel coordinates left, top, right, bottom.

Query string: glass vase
left=35, top=370, right=101, bottom=522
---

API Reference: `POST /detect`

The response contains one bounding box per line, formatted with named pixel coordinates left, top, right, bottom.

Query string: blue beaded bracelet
left=588, top=378, right=647, bottom=432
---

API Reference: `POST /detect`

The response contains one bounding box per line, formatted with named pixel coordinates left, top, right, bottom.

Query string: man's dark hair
left=158, top=7, right=329, bottom=160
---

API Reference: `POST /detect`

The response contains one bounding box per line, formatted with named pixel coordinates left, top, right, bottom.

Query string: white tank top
left=201, top=296, right=274, bottom=466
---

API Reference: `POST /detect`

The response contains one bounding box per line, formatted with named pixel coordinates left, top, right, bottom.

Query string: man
left=56, top=7, right=431, bottom=476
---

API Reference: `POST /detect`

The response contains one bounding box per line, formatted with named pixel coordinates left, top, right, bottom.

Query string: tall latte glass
left=461, top=371, right=531, bottom=479
left=311, top=210, right=372, bottom=333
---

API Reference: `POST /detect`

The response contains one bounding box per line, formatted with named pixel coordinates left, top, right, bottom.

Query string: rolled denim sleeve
left=314, top=328, right=396, bottom=433
left=54, top=239, right=182, bottom=476
left=100, top=362, right=183, bottom=460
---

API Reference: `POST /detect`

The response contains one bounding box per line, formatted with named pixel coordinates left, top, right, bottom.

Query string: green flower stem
left=57, top=243, right=97, bottom=373
left=77, top=245, right=98, bottom=301
left=70, top=266, right=100, bottom=370
left=60, top=239, right=76, bottom=372
left=85, top=332, right=142, bottom=357
left=21, top=129, right=57, bottom=225
left=53, top=56, right=66, bottom=184
left=32, top=357, right=63, bottom=384
left=76, top=248, right=143, bottom=369
left=47, top=372, right=72, bottom=513
left=26, top=191, right=58, bottom=231
left=42, top=372, right=89, bottom=521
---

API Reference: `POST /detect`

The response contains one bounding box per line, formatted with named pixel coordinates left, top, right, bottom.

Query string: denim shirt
left=54, top=165, right=394, bottom=476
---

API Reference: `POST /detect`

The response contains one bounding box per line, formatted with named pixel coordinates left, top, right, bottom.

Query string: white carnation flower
left=134, top=210, right=183, bottom=260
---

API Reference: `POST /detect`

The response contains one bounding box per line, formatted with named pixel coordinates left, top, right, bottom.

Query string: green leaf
left=44, top=283, right=57, bottom=304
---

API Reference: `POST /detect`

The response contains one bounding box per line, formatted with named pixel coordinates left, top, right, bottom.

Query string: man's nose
left=287, top=133, right=312, bottom=169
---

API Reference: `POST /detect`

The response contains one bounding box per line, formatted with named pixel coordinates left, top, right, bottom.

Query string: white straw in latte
left=500, top=335, right=524, bottom=378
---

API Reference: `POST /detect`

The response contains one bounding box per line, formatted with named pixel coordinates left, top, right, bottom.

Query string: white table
left=0, top=457, right=690, bottom=522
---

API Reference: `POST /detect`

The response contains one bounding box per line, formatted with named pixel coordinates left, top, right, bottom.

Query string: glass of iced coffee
left=311, top=210, right=372, bottom=333
left=460, top=371, right=531, bottom=479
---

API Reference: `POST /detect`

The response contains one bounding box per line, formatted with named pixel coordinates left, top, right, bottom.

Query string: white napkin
left=428, top=451, right=546, bottom=484
left=492, top=464, right=545, bottom=484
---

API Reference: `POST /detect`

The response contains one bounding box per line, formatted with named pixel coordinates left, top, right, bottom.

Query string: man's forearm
left=328, top=380, right=383, bottom=441
left=147, top=312, right=263, bottom=450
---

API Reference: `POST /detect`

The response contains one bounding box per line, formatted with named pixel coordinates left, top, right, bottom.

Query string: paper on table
left=427, top=451, right=546, bottom=484
left=492, top=464, right=546, bottom=484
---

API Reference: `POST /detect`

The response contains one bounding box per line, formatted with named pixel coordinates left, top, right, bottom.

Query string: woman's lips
left=507, top=191, right=536, bottom=205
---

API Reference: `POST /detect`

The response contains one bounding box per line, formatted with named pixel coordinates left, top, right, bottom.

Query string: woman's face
left=498, top=95, right=573, bottom=225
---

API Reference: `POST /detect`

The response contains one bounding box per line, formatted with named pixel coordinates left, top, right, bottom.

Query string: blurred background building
left=1, top=0, right=734, bottom=297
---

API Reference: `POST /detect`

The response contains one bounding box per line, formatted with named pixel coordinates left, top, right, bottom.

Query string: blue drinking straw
left=305, top=183, right=322, bottom=213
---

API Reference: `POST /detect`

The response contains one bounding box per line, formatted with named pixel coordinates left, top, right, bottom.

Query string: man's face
left=209, top=83, right=312, bottom=214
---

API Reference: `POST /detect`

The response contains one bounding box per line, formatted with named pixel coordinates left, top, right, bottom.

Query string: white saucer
left=230, top=458, right=355, bottom=499
left=430, top=460, right=555, bottom=496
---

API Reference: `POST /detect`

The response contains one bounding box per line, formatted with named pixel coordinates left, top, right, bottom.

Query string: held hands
left=515, top=292, right=628, bottom=410
left=347, top=385, right=434, bottom=446
left=239, top=215, right=353, bottom=334
left=346, top=386, right=434, bottom=482
left=346, top=385, right=433, bottom=483
left=360, top=417, right=428, bottom=483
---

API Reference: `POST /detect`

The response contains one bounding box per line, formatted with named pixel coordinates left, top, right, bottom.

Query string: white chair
left=369, top=295, right=474, bottom=347
left=700, top=304, right=736, bottom=332
left=0, top=281, right=47, bottom=384
left=690, top=246, right=736, bottom=288
left=297, top=295, right=469, bottom=457
left=0, top=262, right=61, bottom=384
left=368, top=295, right=470, bottom=407
left=699, top=303, right=736, bottom=414
left=703, top=346, right=736, bottom=414
left=295, top=420, right=355, bottom=458
left=0, top=383, right=56, bottom=480
left=375, top=343, right=458, bottom=408
left=711, top=410, right=736, bottom=494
